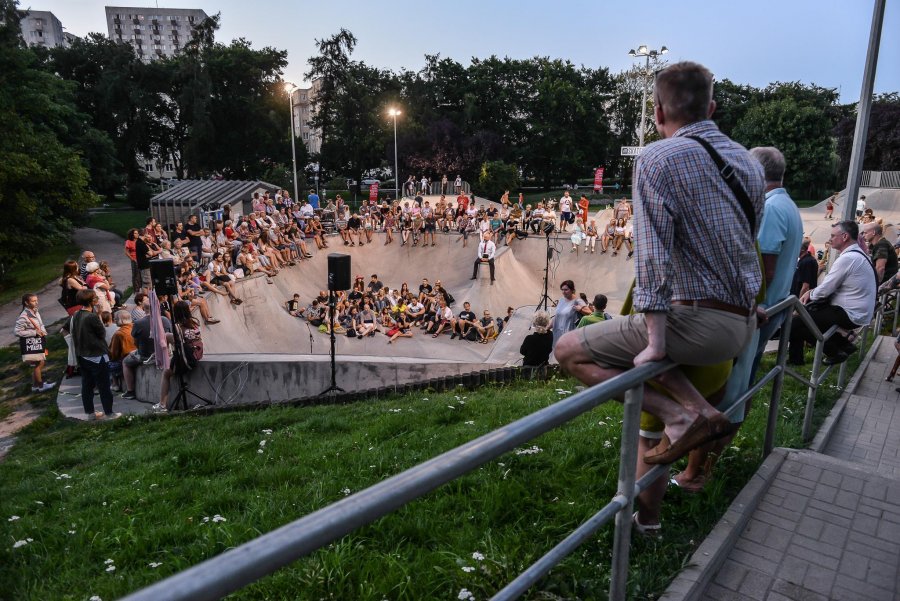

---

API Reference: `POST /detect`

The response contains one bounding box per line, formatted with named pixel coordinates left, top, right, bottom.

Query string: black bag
left=464, top=328, right=479, bottom=341
left=346, top=328, right=357, bottom=338
left=20, top=335, right=46, bottom=362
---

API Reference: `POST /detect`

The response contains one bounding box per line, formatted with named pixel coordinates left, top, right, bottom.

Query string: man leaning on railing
left=555, top=60, right=766, bottom=467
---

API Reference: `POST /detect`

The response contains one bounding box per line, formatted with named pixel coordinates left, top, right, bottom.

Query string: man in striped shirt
left=556, top=61, right=766, bottom=466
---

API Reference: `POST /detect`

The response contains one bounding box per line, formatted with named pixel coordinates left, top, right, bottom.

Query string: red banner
left=369, top=181, right=379, bottom=201
left=593, top=168, right=604, bottom=192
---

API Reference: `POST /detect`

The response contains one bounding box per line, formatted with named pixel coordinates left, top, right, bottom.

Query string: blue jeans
left=78, top=357, right=114, bottom=415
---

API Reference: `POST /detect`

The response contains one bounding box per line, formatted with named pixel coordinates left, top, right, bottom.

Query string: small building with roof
left=150, top=179, right=280, bottom=228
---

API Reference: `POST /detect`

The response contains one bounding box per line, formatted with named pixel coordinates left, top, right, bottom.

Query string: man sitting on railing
left=555, top=61, right=766, bottom=466
left=789, top=220, right=877, bottom=366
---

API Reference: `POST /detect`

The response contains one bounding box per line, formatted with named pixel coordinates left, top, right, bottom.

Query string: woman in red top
left=124, top=228, right=141, bottom=293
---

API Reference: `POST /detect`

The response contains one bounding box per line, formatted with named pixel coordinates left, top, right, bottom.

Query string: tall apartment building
left=104, top=6, right=208, bottom=62
left=290, top=79, right=322, bottom=155
left=19, top=10, right=68, bottom=48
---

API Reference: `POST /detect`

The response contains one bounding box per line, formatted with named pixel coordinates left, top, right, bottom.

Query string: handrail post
left=838, top=360, right=848, bottom=389
left=858, top=325, right=869, bottom=360
left=764, top=310, right=792, bottom=457
left=609, top=384, right=643, bottom=601
left=879, top=290, right=900, bottom=336
left=802, top=339, right=825, bottom=441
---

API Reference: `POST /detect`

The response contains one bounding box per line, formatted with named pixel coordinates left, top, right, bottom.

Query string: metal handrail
left=119, top=294, right=865, bottom=601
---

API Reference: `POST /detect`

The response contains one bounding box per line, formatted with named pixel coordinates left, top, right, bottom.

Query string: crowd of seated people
left=284, top=274, right=510, bottom=346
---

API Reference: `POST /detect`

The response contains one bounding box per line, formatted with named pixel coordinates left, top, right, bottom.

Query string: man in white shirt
left=471, top=231, right=497, bottom=284
left=299, top=201, right=315, bottom=219
left=789, top=220, right=876, bottom=365
left=856, top=195, right=866, bottom=219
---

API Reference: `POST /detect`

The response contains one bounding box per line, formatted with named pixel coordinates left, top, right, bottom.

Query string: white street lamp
left=388, top=107, right=401, bottom=202
left=627, top=45, right=668, bottom=148
left=284, top=82, right=300, bottom=205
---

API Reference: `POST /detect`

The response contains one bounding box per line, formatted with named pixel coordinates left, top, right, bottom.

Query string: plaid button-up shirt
left=632, top=120, right=766, bottom=313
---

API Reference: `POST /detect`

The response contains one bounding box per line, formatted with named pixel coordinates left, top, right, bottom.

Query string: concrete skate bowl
left=800, top=187, right=900, bottom=249
left=136, top=203, right=637, bottom=406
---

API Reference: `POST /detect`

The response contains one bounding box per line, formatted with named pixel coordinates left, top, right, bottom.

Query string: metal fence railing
left=120, top=295, right=874, bottom=601
left=861, top=170, right=900, bottom=188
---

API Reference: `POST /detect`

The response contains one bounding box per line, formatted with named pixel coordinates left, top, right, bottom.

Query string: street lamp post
left=284, top=82, right=300, bottom=205
left=388, top=108, right=401, bottom=201
left=628, top=45, right=668, bottom=148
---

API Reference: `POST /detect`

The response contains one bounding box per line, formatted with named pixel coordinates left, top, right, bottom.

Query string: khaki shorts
left=578, top=305, right=754, bottom=438
left=578, top=305, right=755, bottom=369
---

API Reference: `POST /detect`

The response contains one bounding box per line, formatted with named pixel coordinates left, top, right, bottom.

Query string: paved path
left=0, top=227, right=129, bottom=348
left=664, top=337, right=900, bottom=600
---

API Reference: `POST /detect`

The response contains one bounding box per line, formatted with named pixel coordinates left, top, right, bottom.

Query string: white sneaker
left=32, top=381, right=56, bottom=393
left=151, top=403, right=167, bottom=412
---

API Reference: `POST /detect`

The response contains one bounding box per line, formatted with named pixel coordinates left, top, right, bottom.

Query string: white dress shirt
left=478, top=240, right=496, bottom=260
left=810, top=243, right=876, bottom=325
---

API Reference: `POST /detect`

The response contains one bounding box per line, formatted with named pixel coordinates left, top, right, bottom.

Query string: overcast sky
left=31, top=0, right=900, bottom=102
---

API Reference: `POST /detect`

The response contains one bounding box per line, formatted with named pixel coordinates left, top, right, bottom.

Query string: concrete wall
left=135, top=357, right=494, bottom=407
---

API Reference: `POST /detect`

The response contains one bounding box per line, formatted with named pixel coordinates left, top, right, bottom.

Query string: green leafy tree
left=476, top=160, right=520, bottom=201
left=0, top=0, right=97, bottom=275
left=733, top=98, right=837, bottom=198
left=306, top=30, right=400, bottom=193
left=834, top=93, right=900, bottom=175
left=50, top=33, right=157, bottom=189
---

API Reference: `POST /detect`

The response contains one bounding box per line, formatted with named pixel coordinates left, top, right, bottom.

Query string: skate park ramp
left=200, top=201, right=634, bottom=362
left=800, top=187, right=900, bottom=249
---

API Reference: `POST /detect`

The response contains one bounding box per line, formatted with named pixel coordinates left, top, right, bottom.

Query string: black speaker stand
left=168, top=328, right=214, bottom=410
left=319, top=290, right=345, bottom=397
left=537, top=230, right=555, bottom=311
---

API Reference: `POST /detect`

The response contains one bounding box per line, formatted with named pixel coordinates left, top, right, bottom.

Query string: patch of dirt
left=0, top=402, right=42, bottom=461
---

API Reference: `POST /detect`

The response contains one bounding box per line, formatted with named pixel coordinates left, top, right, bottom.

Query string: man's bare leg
left=636, top=437, right=667, bottom=527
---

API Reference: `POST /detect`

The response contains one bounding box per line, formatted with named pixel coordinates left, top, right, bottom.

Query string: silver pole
left=803, top=339, right=825, bottom=441
left=288, top=89, right=299, bottom=206
left=764, top=311, right=792, bottom=457
left=638, top=54, right=649, bottom=148
left=841, top=0, right=886, bottom=223
left=609, top=384, right=642, bottom=601
left=393, top=114, right=399, bottom=202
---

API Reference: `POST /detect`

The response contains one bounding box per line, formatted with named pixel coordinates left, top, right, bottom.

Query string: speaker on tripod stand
left=320, top=253, right=350, bottom=397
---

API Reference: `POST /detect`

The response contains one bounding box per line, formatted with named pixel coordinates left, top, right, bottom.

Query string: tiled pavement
left=668, top=337, right=900, bottom=600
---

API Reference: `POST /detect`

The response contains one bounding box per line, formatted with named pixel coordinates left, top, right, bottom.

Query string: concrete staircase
left=662, top=336, right=900, bottom=601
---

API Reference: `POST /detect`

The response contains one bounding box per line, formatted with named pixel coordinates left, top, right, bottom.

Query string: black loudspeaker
left=327, top=253, right=351, bottom=291
left=149, top=259, right=178, bottom=296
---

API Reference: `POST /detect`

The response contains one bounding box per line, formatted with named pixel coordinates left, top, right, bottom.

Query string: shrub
left=126, top=181, right=153, bottom=209
left=476, top=161, right=520, bottom=201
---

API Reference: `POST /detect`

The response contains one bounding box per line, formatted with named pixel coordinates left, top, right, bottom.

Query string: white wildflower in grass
left=12, top=539, right=33, bottom=549
left=105, top=565, right=116, bottom=572
left=211, top=515, right=226, bottom=523
left=458, top=399, right=465, bottom=405
left=603, top=440, right=612, bottom=449
left=458, top=588, right=475, bottom=601
left=257, top=449, right=264, bottom=454
left=341, top=488, right=351, bottom=496
left=149, top=484, right=158, bottom=488
left=55, top=473, right=71, bottom=480
left=447, top=405, right=456, bottom=410
left=461, top=566, right=475, bottom=573
left=148, top=562, right=163, bottom=568
left=259, top=440, right=267, bottom=447
left=89, top=596, right=102, bottom=601
left=514, top=445, right=542, bottom=456
left=34, top=501, right=43, bottom=505
left=471, top=551, right=485, bottom=561
left=68, top=530, right=76, bottom=535
left=102, top=502, right=107, bottom=506
left=8, top=516, right=19, bottom=522
left=202, top=516, right=210, bottom=523
left=464, top=421, right=475, bottom=425
left=261, top=429, right=273, bottom=435
left=64, top=485, right=72, bottom=489
left=104, top=559, right=114, bottom=565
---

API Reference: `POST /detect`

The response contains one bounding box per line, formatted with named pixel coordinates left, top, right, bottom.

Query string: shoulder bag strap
left=687, top=135, right=756, bottom=234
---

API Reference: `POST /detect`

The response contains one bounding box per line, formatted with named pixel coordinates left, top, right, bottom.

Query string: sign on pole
left=621, top=146, right=644, bottom=157
left=593, top=167, right=605, bottom=192
left=369, top=181, right=379, bottom=202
